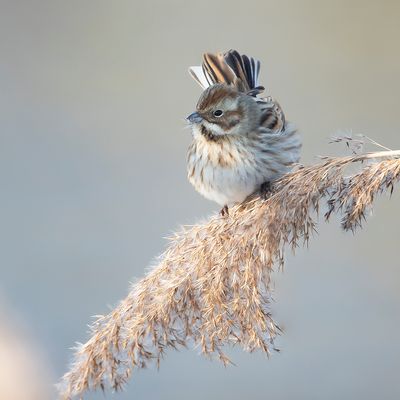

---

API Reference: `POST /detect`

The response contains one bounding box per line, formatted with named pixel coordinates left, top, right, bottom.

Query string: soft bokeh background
left=0, top=301, right=51, bottom=400
left=1, top=1, right=399, bottom=399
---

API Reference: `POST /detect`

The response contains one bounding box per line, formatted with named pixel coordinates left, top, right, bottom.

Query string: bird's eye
left=213, top=110, right=223, bottom=117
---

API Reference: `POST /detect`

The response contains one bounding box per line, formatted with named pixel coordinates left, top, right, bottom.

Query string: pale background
left=1, top=1, right=399, bottom=399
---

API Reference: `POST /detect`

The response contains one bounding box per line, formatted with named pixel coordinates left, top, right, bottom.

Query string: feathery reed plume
left=59, top=149, right=400, bottom=399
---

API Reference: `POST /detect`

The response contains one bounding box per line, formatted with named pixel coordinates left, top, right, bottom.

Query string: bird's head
left=187, top=84, right=260, bottom=139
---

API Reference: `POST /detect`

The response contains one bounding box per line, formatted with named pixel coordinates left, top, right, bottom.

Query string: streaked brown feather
left=223, top=50, right=249, bottom=90
left=196, top=84, right=236, bottom=111
left=258, top=98, right=286, bottom=132
left=201, top=50, right=261, bottom=93
left=224, top=50, right=260, bottom=91
left=203, top=53, right=236, bottom=86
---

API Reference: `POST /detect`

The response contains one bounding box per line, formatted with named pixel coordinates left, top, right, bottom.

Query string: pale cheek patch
left=203, top=121, right=227, bottom=136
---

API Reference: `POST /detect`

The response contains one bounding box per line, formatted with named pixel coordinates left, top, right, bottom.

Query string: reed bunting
left=186, top=50, right=301, bottom=214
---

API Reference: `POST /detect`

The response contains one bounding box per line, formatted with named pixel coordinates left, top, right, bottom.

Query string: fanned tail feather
left=189, top=49, right=261, bottom=92
left=203, top=53, right=236, bottom=86
left=188, top=66, right=211, bottom=90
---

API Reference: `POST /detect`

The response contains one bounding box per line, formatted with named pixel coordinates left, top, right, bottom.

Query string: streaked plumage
left=186, top=50, right=301, bottom=209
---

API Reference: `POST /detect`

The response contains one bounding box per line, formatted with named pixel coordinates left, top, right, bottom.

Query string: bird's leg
left=220, top=205, right=229, bottom=217
left=260, top=181, right=272, bottom=200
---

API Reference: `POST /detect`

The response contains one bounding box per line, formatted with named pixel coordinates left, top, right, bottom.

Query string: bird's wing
left=189, top=50, right=261, bottom=93
left=256, top=96, right=286, bottom=133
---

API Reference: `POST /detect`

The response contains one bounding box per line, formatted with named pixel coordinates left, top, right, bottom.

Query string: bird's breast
left=187, top=136, right=263, bottom=205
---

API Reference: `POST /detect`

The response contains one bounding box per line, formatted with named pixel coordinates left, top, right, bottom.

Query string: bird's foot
left=260, top=181, right=272, bottom=200
left=220, top=205, right=229, bottom=217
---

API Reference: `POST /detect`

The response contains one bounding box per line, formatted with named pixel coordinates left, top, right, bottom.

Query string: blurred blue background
left=0, top=1, right=399, bottom=399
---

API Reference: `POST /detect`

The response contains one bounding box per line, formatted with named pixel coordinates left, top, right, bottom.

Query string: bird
left=186, top=50, right=301, bottom=215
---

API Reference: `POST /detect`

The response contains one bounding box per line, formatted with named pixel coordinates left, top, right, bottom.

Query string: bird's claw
left=220, top=205, right=229, bottom=217
left=260, top=181, right=272, bottom=200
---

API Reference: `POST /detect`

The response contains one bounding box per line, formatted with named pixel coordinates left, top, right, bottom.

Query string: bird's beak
left=186, top=111, right=203, bottom=124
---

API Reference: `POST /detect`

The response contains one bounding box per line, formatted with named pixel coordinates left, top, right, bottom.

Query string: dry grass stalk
left=59, top=149, right=400, bottom=399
